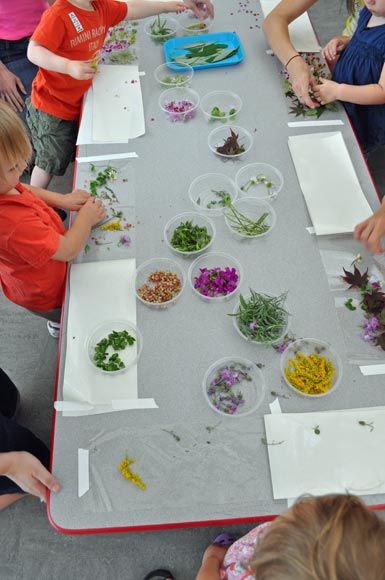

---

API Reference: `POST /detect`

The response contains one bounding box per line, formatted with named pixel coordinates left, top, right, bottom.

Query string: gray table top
left=49, top=6, right=385, bottom=533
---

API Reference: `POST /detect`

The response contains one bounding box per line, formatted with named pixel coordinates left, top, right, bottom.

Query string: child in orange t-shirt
left=0, top=101, right=105, bottom=337
left=26, top=0, right=191, bottom=189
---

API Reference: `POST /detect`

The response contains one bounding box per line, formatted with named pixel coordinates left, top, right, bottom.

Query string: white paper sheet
left=77, top=64, right=145, bottom=144
left=264, top=408, right=385, bottom=500
left=288, top=132, right=373, bottom=235
left=62, top=259, right=138, bottom=416
left=260, top=0, right=320, bottom=52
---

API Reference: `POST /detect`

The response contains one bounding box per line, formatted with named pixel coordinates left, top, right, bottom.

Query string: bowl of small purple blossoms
left=159, top=87, right=200, bottom=122
left=203, top=356, right=265, bottom=417
left=188, top=252, right=243, bottom=302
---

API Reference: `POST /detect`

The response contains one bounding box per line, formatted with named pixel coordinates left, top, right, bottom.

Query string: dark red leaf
left=342, top=266, right=369, bottom=289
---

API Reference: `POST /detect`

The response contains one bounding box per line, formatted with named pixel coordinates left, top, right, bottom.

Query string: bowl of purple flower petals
left=188, top=252, right=243, bottom=302
left=159, top=87, right=200, bottom=122
left=203, top=356, right=265, bottom=417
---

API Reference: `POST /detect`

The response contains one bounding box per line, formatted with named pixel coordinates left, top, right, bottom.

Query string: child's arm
left=196, top=546, right=228, bottom=580
left=27, top=40, right=95, bottom=81
left=314, top=63, right=385, bottom=105
left=53, top=198, right=105, bottom=261
left=124, top=0, right=214, bottom=20
left=25, top=184, right=90, bottom=211
left=355, top=198, right=385, bottom=254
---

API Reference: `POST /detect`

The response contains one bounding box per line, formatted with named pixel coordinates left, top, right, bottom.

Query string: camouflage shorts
left=26, top=99, right=78, bottom=176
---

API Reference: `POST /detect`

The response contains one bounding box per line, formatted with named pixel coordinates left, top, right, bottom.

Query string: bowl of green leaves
left=145, top=16, right=178, bottom=44
left=188, top=173, right=238, bottom=216
left=231, top=290, right=290, bottom=345
left=154, top=62, right=194, bottom=87
left=86, top=320, right=142, bottom=374
left=235, top=163, right=283, bottom=201
left=208, top=125, right=253, bottom=159
left=164, top=211, right=215, bottom=257
left=224, top=197, right=276, bottom=239
left=200, top=90, right=242, bottom=123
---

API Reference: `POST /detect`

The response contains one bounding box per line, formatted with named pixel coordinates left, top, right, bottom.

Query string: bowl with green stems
left=231, top=290, right=290, bottom=345
left=144, top=16, right=178, bottom=44
left=224, top=197, right=276, bottom=240
left=154, top=62, right=194, bottom=87
left=235, top=163, right=283, bottom=201
left=164, top=211, right=215, bottom=257
left=188, top=173, right=238, bottom=216
left=86, top=319, right=142, bottom=374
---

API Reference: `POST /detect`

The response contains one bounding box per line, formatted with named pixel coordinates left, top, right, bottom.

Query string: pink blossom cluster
left=194, top=266, right=239, bottom=297
left=164, top=100, right=196, bottom=122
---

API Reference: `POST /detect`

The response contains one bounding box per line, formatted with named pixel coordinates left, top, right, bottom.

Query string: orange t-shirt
left=0, top=184, right=67, bottom=311
left=31, top=0, right=127, bottom=120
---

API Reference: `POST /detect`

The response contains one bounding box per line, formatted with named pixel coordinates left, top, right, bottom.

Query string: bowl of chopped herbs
left=144, top=16, right=178, bottom=44
left=208, top=125, right=253, bottom=159
left=188, top=252, right=243, bottom=302
left=188, top=173, right=237, bottom=216
left=154, top=62, right=194, bottom=87
left=86, top=320, right=142, bottom=374
left=164, top=212, right=215, bottom=257
left=280, top=338, right=343, bottom=398
left=235, top=163, right=283, bottom=201
left=200, top=90, right=242, bottom=123
left=231, top=290, right=289, bottom=345
left=224, top=197, right=276, bottom=239
left=203, top=356, right=265, bottom=417
left=135, top=258, right=185, bottom=308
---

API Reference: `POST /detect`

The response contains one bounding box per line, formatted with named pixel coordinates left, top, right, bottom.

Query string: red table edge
left=46, top=57, right=384, bottom=535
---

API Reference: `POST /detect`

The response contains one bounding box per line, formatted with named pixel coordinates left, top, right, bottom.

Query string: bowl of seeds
left=135, top=258, right=185, bottom=309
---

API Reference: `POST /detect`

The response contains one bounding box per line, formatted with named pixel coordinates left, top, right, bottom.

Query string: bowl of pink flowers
left=188, top=251, right=243, bottom=302
left=159, top=87, right=199, bottom=122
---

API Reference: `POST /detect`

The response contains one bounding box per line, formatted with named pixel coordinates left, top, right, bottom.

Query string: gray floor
left=1, top=4, right=382, bottom=580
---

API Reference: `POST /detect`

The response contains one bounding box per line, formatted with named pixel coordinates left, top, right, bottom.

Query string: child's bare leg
left=30, top=166, right=52, bottom=188
left=0, top=493, right=24, bottom=510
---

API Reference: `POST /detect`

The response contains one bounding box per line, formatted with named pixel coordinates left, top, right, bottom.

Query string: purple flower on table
left=249, top=321, right=258, bottom=331
left=118, top=234, right=131, bottom=247
left=363, top=315, right=380, bottom=333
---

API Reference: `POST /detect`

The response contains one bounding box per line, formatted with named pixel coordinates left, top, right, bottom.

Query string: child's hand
left=5, top=451, right=61, bottom=502
left=313, top=78, right=340, bottom=104
left=183, top=0, right=214, bottom=19
left=196, top=545, right=229, bottom=579
left=287, top=56, right=319, bottom=108
left=163, top=1, right=187, bottom=14
left=65, top=60, right=96, bottom=81
left=78, top=197, right=106, bottom=226
left=61, top=189, right=90, bottom=211
left=355, top=202, right=385, bottom=254
left=322, top=36, right=349, bottom=68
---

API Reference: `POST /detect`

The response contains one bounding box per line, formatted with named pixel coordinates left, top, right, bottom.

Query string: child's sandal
left=212, top=532, right=237, bottom=546
left=143, top=569, right=175, bottom=580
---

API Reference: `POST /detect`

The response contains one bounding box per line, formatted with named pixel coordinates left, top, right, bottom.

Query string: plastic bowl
left=200, top=91, right=242, bottom=123
left=232, top=291, right=289, bottom=345
left=154, top=62, right=194, bottom=87
left=177, top=11, right=212, bottom=35
left=144, top=17, right=177, bottom=43
left=86, top=319, right=142, bottom=374
left=235, top=163, right=283, bottom=201
left=188, top=251, right=243, bottom=302
left=208, top=125, right=253, bottom=159
left=280, top=338, right=343, bottom=398
left=203, top=356, right=265, bottom=417
left=224, top=197, right=277, bottom=240
left=188, top=173, right=238, bottom=216
left=135, top=258, right=185, bottom=309
left=164, top=212, right=215, bottom=257
left=159, top=87, right=200, bottom=122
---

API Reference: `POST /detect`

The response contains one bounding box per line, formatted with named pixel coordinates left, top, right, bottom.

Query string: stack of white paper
left=77, top=64, right=145, bottom=145
left=260, top=0, right=320, bottom=53
left=62, top=259, right=139, bottom=416
left=288, top=132, right=373, bottom=235
left=264, top=408, right=385, bottom=499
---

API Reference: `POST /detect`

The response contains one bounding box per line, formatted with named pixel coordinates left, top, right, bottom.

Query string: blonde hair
left=0, top=101, right=32, bottom=182
left=249, top=494, right=385, bottom=580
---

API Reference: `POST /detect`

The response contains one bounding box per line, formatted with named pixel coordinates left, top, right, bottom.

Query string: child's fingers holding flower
left=313, top=78, right=340, bottom=105
left=62, top=189, right=90, bottom=211
left=65, top=60, right=96, bottom=81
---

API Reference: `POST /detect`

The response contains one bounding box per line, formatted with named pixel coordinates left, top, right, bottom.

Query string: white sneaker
left=47, top=320, right=60, bottom=339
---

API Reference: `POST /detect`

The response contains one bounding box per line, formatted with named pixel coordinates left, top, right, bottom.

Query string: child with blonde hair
left=0, top=100, right=105, bottom=337
left=196, top=494, right=385, bottom=579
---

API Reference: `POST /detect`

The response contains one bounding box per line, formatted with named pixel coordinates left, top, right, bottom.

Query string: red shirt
left=31, top=0, right=127, bottom=120
left=0, top=184, right=67, bottom=311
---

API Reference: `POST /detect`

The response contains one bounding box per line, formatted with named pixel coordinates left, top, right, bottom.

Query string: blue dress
left=333, top=7, right=385, bottom=152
